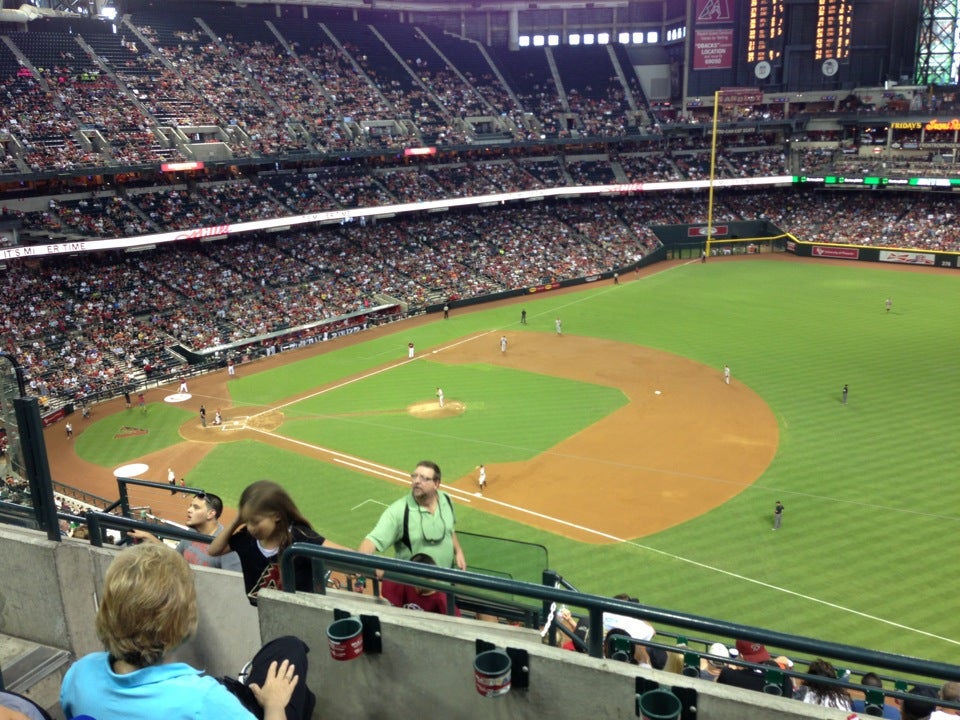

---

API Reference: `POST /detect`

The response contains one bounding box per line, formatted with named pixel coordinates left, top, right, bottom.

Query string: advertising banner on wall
left=693, top=28, right=734, bottom=70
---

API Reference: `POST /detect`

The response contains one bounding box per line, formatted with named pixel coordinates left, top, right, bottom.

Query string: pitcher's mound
left=408, top=401, right=465, bottom=418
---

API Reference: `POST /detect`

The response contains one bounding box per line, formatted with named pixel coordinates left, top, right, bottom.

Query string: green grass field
left=77, top=258, right=960, bottom=662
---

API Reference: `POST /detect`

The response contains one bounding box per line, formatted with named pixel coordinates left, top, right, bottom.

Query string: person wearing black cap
left=900, top=685, right=939, bottom=720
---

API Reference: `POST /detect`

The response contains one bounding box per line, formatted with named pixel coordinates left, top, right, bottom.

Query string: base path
left=45, top=260, right=779, bottom=540
left=438, top=334, right=778, bottom=542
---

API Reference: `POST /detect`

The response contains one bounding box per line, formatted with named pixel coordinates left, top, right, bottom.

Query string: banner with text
left=693, top=28, right=734, bottom=70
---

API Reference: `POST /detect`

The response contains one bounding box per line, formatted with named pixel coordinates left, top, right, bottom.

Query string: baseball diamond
left=50, top=256, right=960, bottom=663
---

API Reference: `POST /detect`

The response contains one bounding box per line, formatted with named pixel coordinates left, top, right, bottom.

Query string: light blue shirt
left=60, top=652, right=255, bottom=720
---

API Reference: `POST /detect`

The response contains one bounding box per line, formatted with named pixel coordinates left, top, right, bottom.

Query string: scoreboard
left=814, top=0, right=853, bottom=60
left=745, top=0, right=783, bottom=63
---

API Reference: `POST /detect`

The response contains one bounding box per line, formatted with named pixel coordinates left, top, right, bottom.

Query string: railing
left=279, top=544, right=960, bottom=695
left=12, top=506, right=960, bottom=711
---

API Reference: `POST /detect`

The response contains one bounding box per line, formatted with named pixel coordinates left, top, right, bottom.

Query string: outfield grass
left=76, top=258, right=960, bottom=662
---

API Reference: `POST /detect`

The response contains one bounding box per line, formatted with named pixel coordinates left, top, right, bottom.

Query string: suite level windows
left=518, top=30, right=657, bottom=47
left=569, top=33, right=610, bottom=45
left=519, top=34, right=560, bottom=47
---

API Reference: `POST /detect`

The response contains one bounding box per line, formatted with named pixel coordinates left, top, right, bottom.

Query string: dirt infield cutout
left=50, top=330, right=779, bottom=544
left=408, top=400, right=466, bottom=418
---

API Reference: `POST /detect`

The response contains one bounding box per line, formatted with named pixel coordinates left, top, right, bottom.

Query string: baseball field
left=53, top=255, right=960, bottom=664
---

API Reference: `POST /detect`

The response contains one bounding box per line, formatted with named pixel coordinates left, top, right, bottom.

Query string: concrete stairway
left=0, top=635, right=71, bottom=720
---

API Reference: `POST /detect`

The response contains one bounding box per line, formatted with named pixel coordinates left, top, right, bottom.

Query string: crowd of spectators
left=8, top=175, right=959, bottom=414
left=1, top=16, right=959, bottom=175
left=2, top=16, right=959, bottom=415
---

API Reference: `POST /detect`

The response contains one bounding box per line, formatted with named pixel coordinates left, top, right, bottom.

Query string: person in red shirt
left=380, top=553, right=460, bottom=616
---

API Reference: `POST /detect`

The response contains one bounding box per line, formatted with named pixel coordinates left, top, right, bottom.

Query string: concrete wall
left=1, top=528, right=852, bottom=720
left=258, top=591, right=853, bottom=720
left=0, top=527, right=260, bottom=678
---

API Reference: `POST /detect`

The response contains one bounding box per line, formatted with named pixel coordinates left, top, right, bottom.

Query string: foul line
left=248, top=427, right=957, bottom=646
left=249, top=331, right=493, bottom=421
left=241, top=268, right=957, bottom=647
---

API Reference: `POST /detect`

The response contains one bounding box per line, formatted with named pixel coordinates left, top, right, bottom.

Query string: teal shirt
left=61, top=651, right=255, bottom=720
left=365, top=491, right=457, bottom=568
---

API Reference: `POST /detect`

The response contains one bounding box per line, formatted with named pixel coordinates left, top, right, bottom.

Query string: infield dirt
left=46, top=259, right=780, bottom=542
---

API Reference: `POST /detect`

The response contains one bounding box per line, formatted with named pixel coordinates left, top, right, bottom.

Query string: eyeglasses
left=410, top=472, right=437, bottom=483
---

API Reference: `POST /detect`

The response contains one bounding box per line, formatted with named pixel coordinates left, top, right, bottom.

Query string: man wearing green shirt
left=359, top=460, right=466, bottom=570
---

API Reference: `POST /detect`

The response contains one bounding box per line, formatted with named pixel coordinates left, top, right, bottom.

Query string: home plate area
left=222, top=410, right=285, bottom=432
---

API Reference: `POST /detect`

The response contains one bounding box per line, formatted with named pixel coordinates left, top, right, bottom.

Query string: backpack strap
left=400, top=492, right=454, bottom=552
left=401, top=502, right=411, bottom=551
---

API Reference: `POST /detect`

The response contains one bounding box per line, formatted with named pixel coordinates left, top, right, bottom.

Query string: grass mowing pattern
left=76, top=259, right=960, bottom=661
left=279, top=361, right=627, bottom=479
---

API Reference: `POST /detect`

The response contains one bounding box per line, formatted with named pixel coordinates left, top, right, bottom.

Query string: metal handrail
left=279, top=544, right=960, bottom=684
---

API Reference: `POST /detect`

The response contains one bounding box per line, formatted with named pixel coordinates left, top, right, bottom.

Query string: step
left=0, top=635, right=71, bottom=720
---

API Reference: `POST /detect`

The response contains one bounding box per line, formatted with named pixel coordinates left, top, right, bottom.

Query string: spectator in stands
left=126, top=491, right=242, bottom=571
left=601, top=594, right=666, bottom=670
left=932, top=682, right=960, bottom=718
left=379, top=552, right=460, bottom=615
left=716, top=640, right=793, bottom=696
left=603, top=627, right=653, bottom=667
left=207, top=480, right=348, bottom=605
left=59, top=543, right=315, bottom=720
left=793, top=658, right=852, bottom=711
left=900, top=685, right=940, bottom=720
left=850, top=672, right=901, bottom=719
left=698, top=642, right=731, bottom=681
left=358, top=460, right=467, bottom=571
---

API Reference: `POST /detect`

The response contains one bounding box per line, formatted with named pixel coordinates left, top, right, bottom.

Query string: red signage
left=812, top=246, right=859, bottom=259
left=688, top=225, right=728, bottom=237
left=160, top=161, right=204, bottom=172
left=693, top=29, right=734, bottom=70
left=719, top=87, right=764, bottom=105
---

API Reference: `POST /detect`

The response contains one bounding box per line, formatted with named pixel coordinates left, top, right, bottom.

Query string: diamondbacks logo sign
left=696, top=0, right=733, bottom=23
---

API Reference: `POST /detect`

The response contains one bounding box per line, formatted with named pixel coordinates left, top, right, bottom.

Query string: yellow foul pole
left=706, top=89, right=720, bottom=258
